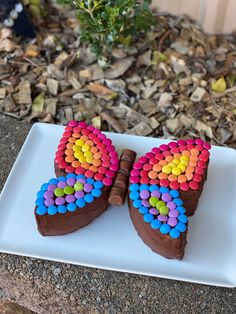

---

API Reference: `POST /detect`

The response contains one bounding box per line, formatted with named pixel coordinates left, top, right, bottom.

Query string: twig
left=158, top=29, right=171, bottom=52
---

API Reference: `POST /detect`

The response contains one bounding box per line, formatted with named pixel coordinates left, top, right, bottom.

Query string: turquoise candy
left=41, top=183, right=49, bottom=191
left=86, top=178, right=95, bottom=184
left=170, top=228, right=180, bottom=239
left=176, top=206, right=186, bottom=214
left=35, top=198, right=44, bottom=206
left=144, top=213, right=154, bottom=223
left=176, top=222, right=187, bottom=233
left=139, top=206, right=148, bottom=214
left=160, top=224, right=171, bottom=234
left=178, top=214, right=188, bottom=223
left=37, top=190, right=45, bottom=198
left=67, top=203, right=77, bottom=212
left=159, top=187, right=169, bottom=194
left=170, top=189, right=179, bottom=198
left=173, top=198, right=183, bottom=206
left=133, top=199, right=142, bottom=208
left=67, top=173, right=76, bottom=179
left=151, top=219, right=161, bottom=229
left=94, top=181, right=103, bottom=189
left=149, top=185, right=159, bottom=192
left=130, top=183, right=139, bottom=192
left=92, top=189, right=102, bottom=197
left=58, top=205, right=67, bottom=214
left=76, top=198, right=86, bottom=208
left=140, top=184, right=149, bottom=191
left=36, top=205, right=47, bottom=215
left=47, top=205, right=57, bottom=215
left=84, top=194, right=94, bottom=204
left=58, top=176, right=67, bottom=182
left=130, top=191, right=139, bottom=200
left=49, top=178, right=58, bottom=185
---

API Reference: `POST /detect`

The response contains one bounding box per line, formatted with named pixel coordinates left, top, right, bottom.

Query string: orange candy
left=93, top=159, right=102, bottom=167
left=190, top=155, right=198, bottom=162
left=81, top=162, right=90, bottom=170
left=90, top=146, right=98, bottom=154
left=158, top=173, right=168, bottom=180
left=94, top=152, right=102, bottom=159
left=159, top=160, right=167, bottom=166
left=68, top=137, right=76, bottom=143
left=65, top=155, right=75, bottom=163
left=178, top=174, right=187, bottom=183
left=66, top=143, right=74, bottom=149
left=165, top=155, right=174, bottom=163
left=182, top=150, right=190, bottom=156
left=186, top=172, right=193, bottom=181
left=189, top=160, right=197, bottom=167
left=89, top=165, right=98, bottom=173
left=72, top=161, right=81, bottom=168
left=65, top=149, right=74, bottom=156
left=80, top=135, right=88, bottom=142
left=86, top=140, right=94, bottom=147
left=186, top=166, right=195, bottom=173
left=174, top=153, right=181, bottom=159
left=168, top=174, right=177, bottom=182
left=190, top=148, right=199, bottom=156
left=153, top=163, right=162, bottom=172
left=148, top=170, right=158, bottom=179
left=72, top=132, right=80, bottom=138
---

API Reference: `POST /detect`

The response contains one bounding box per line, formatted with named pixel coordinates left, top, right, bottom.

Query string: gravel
left=0, top=114, right=236, bottom=314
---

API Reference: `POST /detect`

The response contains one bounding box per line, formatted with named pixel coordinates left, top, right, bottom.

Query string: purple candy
left=140, top=190, right=150, bottom=200
left=44, top=198, right=54, bottom=207
left=57, top=181, right=67, bottom=189
left=158, top=215, right=168, bottom=222
left=48, top=184, right=56, bottom=192
left=44, top=190, right=54, bottom=199
left=167, top=201, right=176, bottom=210
left=67, top=178, right=76, bottom=186
left=55, top=197, right=65, bottom=206
left=168, top=209, right=179, bottom=218
left=149, top=208, right=159, bottom=215
left=66, top=195, right=76, bottom=203
left=142, top=199, right=150, bottom=207
left=84, top=184, right=93, bottom=193
left=75, top=191, right=85, bottom=199
left=168, top=217, right=178, bottom=227
left=162, top=193, right=172, bottom=202
left=77, top=178, right=86, bottom=184
left=151, top=190, right=161, bottom=198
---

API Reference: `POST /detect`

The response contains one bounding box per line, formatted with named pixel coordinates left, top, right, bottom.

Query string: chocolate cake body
left=128, top=139, right=211, bottom=259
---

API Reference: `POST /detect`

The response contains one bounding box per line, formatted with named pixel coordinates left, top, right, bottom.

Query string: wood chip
left=47, top=78, right=59, bottom=96
left=17, top=81, right=32, bottom=104
left=105, top=57, right=134, bottom=79
left=0, top=88, right=6, bottom=99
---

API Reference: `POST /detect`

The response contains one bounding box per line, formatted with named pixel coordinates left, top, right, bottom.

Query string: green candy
left=149, top=196, right=158, bottom=207
left=74, top=182, right=84, bottom=191
left=156, top=201, right=165, bottom=210
left=54, top=188, right=64, bottom=197
left=159, top=205, right=169, bottom=216
left=64, top=186, right=74, bottom=195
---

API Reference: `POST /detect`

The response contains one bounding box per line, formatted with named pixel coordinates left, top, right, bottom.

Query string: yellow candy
left=168, top=162, right=176, bottom=169
left=172, top=159, right=180, bottom=165
left=180, top=156, right=189, bottom=162
left=82, top=144, right=90, bottom=152
left=75, top=139, right=84, bottom=147
left=178, top=163, right=186, bottom=172
left=172, top=167, right=182, bottom=176
left=78, top=155, right=86, bottom=163
left=86, top=156, right=93, bottom=164
left=73, top=145, right=81, bottom=152
left=180, top=159, right=189, bottom=167
left=74, top=151, right=84, bottom=159
left=162, top=165, right=172, bottom=174
left=84, top=151, right=92, bottom=158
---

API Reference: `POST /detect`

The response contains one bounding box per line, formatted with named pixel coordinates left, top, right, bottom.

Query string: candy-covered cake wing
left=128, top=138, right=211, bottom=259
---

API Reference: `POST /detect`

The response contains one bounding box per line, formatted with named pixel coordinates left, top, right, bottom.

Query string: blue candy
left=49, top=178, right=58, bottom=185
left=58, top=205, right=67, bottom=214
left=173, top=198, right=183, bottom=206
left=67, top=203, right=77, bottom=212
left=170, top=189, right=179, bottom=198
left=76, top=174, right=86, bottom=180
left=176, top=222, right=187, bottom=233
left=160, top=224, right=171, bottom=234
left=47, top=205, right=57, bottom=215
left=170, top=228, right=180, bottom=239
left=35, top=198, right=44, bottom=206
left=151, top=219, right=161, bottom=229
left=130, top=183, right=139, bottom=192
left=149, top=185, right=159, bottom=192
left=58, top=176, right=67, bottom=182
left=36, top=205, right=47, bottom=215
left=178, top=214, right=188, bottom=223
left=176, top=206, right=186, bottom=214
left=140, top=184, right=149, bottom=191
left=94, top=181, right=104, bottom=189
left=92, top=189, right=102, bottom=197
left=86, top=178, right=95, bottom=185
left=37, top=190, right=45, bottom=198
left=41, top=183, right=49, bottom=191
left=144, top=213, right=154, bottom=223
left=159, top=187, right=169, bottom=194
left=133, top=199, right=142, bottom=208
left=84, top=194, right=94, bottom=204
left=130, top=191, right=140, bottom=201
left=76, top=198, right=86, bottom=208
left=139, top=206, right=149, bottom=214
left=66, top=173, right=76, bottom=179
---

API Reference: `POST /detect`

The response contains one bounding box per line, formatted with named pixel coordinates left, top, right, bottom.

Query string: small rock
left=138, top=50, right=151, bottom=66
left=141, top=82, right=158, bottom=99
left=0, top=88, right=6, bottom=99
left=79, top=69, right=92, bottom=80
left=1, top=94, right=15, bottom=112
left=179, top=77, right=192, bottom=86
left=171, top=41, right=189, bottom=55
left=190, top=87, right=206, bottom=102
left=112, top=48, right=127, bottom=59
left=52, top=267, right=61, bottom=276
left=92, top=116, right=101, bottom=129
left=166, top=118, right=180, bottom=133
left=158, top=93, right=173, bottom=109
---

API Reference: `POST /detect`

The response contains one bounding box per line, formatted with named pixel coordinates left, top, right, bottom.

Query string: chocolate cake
left=35, top=120, right=119, bottom=236
left=128, top=138, right=211, bottom=259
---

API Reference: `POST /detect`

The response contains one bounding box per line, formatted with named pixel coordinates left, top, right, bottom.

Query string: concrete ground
left=0, top=114, right=236, bottom=313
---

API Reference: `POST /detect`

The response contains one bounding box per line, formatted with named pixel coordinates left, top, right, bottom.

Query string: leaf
left=211, top=77, right=227, bottom=93
left=152, top=51, right=168, bottom=65
left=32, top=93, right=45, bottom=113
left=88, top=82, right=118, bottom=100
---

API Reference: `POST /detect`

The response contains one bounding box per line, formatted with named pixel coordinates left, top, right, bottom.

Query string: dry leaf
left=0, top=39, right=16, bottom=52
left=32, top=93, right=45, bottom=113
left=88, top=82, right=118, bottom=100
left=211, top=77, right=227, bottom=93
left=105, top=57, right=134, bottom=79
left=25, top=45, right=40, bottom=58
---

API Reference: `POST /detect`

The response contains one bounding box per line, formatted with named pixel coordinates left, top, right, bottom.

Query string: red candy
left=133, top=162, right=143, bottom=170
left=106, top=170, right=116, bottom=178
left=131, top=169, right=140, bottom=177
left=130, top=176, right=140, bottom=184
left=65, top=165, right=75, bottom=173
left=195, top=167, right=204, bottom=175
left=151, top=147, right=161, bottom=154
left=59, top=161, right=68, bottom=169
left=103, top=177, right=113, bottom=186
left=140, top=177, right=150, bottom=184
left=75, top=167, right=85, bottom=175
left=180, top=182, right=189, bottom=191
left=199, top=153, right=209, bottom=162
left=94, top=173, right=104, bottom=181
left=155, top=153, right=164, bottom=161
left=159, top=144, right=169, bottom=151
left=168, top=142, right=177, bottom=148
left=193, top=174, right=202, bottom=183
left=170, top=181, right=180, bottom=190
left=143, top=163, right=152, bottom=171
left=145, top=152, right=155, bottom=159
left=189, top=181, right=199, bottom=190
left=84, top=170, right=94, bottom=178
left=139, top=156, right=148, bottom=164
left=159, top=179, right=169, bottom=187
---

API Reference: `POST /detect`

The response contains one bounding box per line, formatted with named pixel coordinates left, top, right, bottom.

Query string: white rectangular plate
left=0, top=123, right=236, bottom=287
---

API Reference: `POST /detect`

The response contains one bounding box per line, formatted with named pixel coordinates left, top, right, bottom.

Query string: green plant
left=57, top=0, right=156, bottom=55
